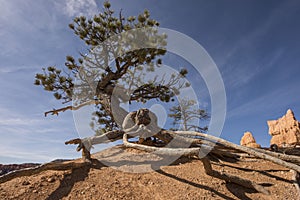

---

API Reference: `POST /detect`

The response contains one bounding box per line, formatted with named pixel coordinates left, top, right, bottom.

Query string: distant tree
left=34, top=1, right=188, bottom=134
left=169, top=98, right=209, bottom=132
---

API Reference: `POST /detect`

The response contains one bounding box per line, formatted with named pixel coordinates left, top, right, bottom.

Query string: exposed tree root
left=123, top=133, right=201, bottom=156
left=63, top=129, right=300, bottom=195
left=251, top=147, right=300, bottom=164
left=2, top=128, right=299, bottom=196
left=123, top=133, right=270, bottom=194
left=175, top=131, right=300, bottom=173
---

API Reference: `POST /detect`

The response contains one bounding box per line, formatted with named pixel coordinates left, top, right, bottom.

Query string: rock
left=240, top=131, right=256, bottom=145
left=47, top=177, right=55, bottom=183
left=245, top=143, right=261, bottom=148
left=22, top=180, right=30, bottom=186
left=240, top=131, right=261, bottom=148
left=19, top=188, right=26, bottom=194
left=267, top=109, right=300, bottom=147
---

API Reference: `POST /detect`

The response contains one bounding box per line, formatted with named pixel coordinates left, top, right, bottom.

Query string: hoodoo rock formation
left=240, top=131, right=261, bottom=148
left=267, top=109, right=300, bottom=147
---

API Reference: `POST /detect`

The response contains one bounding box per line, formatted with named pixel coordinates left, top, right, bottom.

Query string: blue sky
left=1, top=0, right=300, bottom=164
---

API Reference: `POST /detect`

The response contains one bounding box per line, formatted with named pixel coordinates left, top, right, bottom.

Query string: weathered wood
left=123, top=133, right=201, bottom=156
left=251, top=147, right=300, bottom=164
left=175, top=131, right=300, bottom=173
left=65, top=130, right=126, bottom=160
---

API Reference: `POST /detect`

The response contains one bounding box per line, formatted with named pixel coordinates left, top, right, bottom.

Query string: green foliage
left=35, top=1, right=189, bottom=133
left=69, top=3, right=160, bottom=47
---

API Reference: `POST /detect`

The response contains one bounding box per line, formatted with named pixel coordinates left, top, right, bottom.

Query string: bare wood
left=65, top=129, right=246, bottom=162
left=123, top=133, right=201, bottom=156
left=85, top=130, right=125, bottom=146
left=250, top=147, right=300, bottom=164
left=65, top=130, right=130, bottom=160
left=65, top=130, right=125, bottom=147
left=175, top=131, right=300, bottom=173
left=0, top=160, right=89, bottom=184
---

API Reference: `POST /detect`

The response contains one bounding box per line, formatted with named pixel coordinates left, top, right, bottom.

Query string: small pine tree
left=169, top=98, right=209, bottom=132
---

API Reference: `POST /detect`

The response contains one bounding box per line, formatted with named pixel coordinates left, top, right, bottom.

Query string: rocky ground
left=0, top=146, right=298, bottom=200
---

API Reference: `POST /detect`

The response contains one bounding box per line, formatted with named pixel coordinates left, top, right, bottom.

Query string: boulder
left=267, top=109, right=300, bottom=147
left=240, top=131, right=261, bottom=148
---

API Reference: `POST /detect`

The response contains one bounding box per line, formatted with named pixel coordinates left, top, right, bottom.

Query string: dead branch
left=44, top=100, right=98, bottom=116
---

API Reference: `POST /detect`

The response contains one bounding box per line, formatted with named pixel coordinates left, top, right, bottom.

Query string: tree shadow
left=215, top=162, right=292, bottom=184
left=225, top=182, right=257, bottom=200
left=169, top=155, right=198, bottom=166
left=46, top=159, right=104, bottom=200
left=156, top=169, right=236, bottom=200
left=225, top=182, right=273, bottom=200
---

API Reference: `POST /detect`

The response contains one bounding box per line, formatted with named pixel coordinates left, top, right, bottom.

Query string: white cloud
left=57, top=0, right=98, bottom=18
left=0, top=66, right=38, bottom=74
left=0, top=118, right=41, bottom=126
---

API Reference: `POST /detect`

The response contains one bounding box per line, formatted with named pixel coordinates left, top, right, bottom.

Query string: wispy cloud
left=0, top=99, right=79, bottom=163
left=218, top=0, right=298, bottom=89
left=0, top=0, right=73, bottom=70
left=227, top=83, right=300, bottom=119
left=55, top=0, right=98, bottom=18
left=0, top=118, right=41, bottom=126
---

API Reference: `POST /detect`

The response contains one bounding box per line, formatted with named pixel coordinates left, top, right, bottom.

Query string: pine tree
left=35, top=1, right=188, bottom=133
left=169, top=98, right=209, bottom=132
